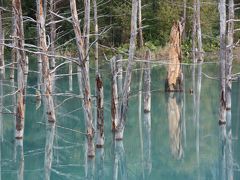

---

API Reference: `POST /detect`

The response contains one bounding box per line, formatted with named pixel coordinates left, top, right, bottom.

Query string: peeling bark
left=165, top=21, right=183, bottom=92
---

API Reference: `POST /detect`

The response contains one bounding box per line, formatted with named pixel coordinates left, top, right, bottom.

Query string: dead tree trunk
left=70, top=0, right=95, bottom=157
left=116, top=0, right=138, bottom=140
left=165, top=21, right=183, bottom=92
left=111, top=56, right=119, bottom=131
left=226, top=0, right=234, bottom=111
left=138, top=0, right=144, bottom=48
left=10, top=8, right=16, bottom=80
left=49, top=0, right=56, bottom=70
left=0, top=8, right=5, bottom=78
left=96, top=73, right=104, bottom=147
left=13, top=0, right=26, bottom=139
left=192, top=0, right=197, bottom=63
left=36, top=0, right=56, bottom=123
left=143, top=50, right=151, bottom=112
left=219, top=0, right=227, bottom=125
left=196, top=0, right=203, bottom=61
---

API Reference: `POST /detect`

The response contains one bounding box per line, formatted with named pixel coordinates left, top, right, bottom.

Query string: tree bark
left=0, top=9, right=5, bottom=79
left=116, top=0, right=138, bottom=140
left=196, top=0, right=203, bottom=61
left=138, top=0, right=144, bottom=48
left=165, top=21, right=183, bottom=92
left=219, top=0, right=227, bottom=125
left=13, top=0, right=27, bottom=139
left=70, top=0, right=95, bottom=157
left=96, top=73, right=104, bottom=147
left=143, top=50, right=151, bottom=112
left=36, top=0, right=56, bottom=123
left=49, top=0, right=56, bottom=70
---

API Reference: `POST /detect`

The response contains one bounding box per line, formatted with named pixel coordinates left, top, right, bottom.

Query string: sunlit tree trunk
left=13, top=0, right=27, bottom=139
left=36, top=0, right=56, bottom=123
left=116, top=0, right=138, bottom=140
left=70, top=0, right=94, bottom=157
left=219, top=0, right=227, bottom=125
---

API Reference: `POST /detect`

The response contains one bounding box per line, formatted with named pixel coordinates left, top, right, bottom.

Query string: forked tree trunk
left=13, top=0, right=27, bottom=139
left=70, top=0, right=94, bottom=157
left=116, top=0, right=138, bottom=140
left=165, top=21, right=183, bottom=92
left=219, top=0, right=227, bottom=125
left=36, top=0, right=56, bottom=123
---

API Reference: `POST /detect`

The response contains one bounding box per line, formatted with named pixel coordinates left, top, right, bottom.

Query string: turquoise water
left=1, top=62, right=240, bottom=180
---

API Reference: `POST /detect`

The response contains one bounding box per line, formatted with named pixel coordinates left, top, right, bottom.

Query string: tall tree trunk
left=116, top=0, right=138, bottom=140
left=36, top=0, right=56, bottom=123
left=138, top=0, right=144, bottom=48
left=196, top=0, right=203, bottom=61
left=143, top=50, right=151, bottom=112
left=226, top=0, right=234, bottom=110
left=219, top=0, right=227, bottom=125
left=0, top=8, right=5, bottom=79
left=192, top=0, right=197, bottom=63
left=13, top=0, right=26, bottom=139
left=70, top=0, right=95, bottom=157
left=49, top=0, right=56, bottom=70
left=10, top=8, right=16, bottom=80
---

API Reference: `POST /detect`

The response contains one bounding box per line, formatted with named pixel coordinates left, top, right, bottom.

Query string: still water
left=1, top=62, right=240, bottom=180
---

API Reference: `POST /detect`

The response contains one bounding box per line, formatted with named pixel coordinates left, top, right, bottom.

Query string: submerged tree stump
left=165, top=21, right=183, bottom=92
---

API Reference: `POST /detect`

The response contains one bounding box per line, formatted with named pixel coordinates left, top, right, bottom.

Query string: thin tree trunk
left=116, top=0, right=138, bottom=140
left=116, top=54, right=123, bottom=101
left=13, top=0, right=26, bottom=139
left=138, top=0, right=144, bottom=48
left=49, top=0, right=56, bottom=70
left=70, top=0, right=94, bottom=157
left=36, top=0, right=56, bottom=123
left=219, top=0, right=227, bottom=125
left=196, top=0, right=203, bottom=61
left=111, top=56, right=119, bottom=131
left=143, top=50, right=151, bottom=112
left=0, top=9, right=5, bottom=79
left=69, top=61, right=73, bottom=91
left=226, top=0, right=234, bottom=110
left=10, top=9, right=16, bottom=80
left=192, top=0, right=197, bottom=63
left=96, top=73, right=104, bottom=147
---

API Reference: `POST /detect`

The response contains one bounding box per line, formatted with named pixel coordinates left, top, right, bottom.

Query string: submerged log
left=165, top=21, right=183, bottom=92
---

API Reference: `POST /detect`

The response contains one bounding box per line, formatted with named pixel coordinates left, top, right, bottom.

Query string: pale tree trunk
left=13, top=0, right=27, bottom=139
left=96, top=73, right=104, bottom=147
left=0, top=8, right=5, bottom=79
left=138, top=0, right=144, bottom=48
left=49, top=0, right=56, bottom=70
left=196, top=0, right=203, bottom=61
left=111, top=56, right=119, bottom=131
left=219, top=0, right=227, bottom=125
left=10, top=8, right=16, bottom=80
left=116, top=54, right=123, bottom=101
left=70, top=0, right=95, bottom=157
left=192, top=0, right=197, bottom=63
left=116, top=0, right=138, bottom=140
left=143, top=50, right=151, bottom=112
left=36, top=0, right=56, bottom=123
left=226, top=0, right=234, bottom=111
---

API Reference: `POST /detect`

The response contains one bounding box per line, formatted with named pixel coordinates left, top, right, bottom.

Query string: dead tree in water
left=13, top=0, right=27, bottom=139
left=218, top=0, right=227, bottom=125
left=70, top=0, right=95, bottom=157
left=36, top=0, right=56, bottom=123
left=143, top=50, right=151, bottom=112
left=165, top=21, right=183, bottom=92
left=115, top=0, right=138, bottom=140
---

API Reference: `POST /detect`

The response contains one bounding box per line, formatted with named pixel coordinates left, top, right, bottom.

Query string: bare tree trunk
left=69, top=61, right=73, bottom=91
left=165, top=21, right=183, bottom=92
left=192, top=0, right=197, bottom=63
left=143, top=50, right=151, bottom=112
left=96, top=73, right=104, bottom=147
left=70, top=0, right=94, bottom=157
left=111, top=56, right=119, bottom=131
left=0, top=9, right=5, bottom=79
left=219, top=0, right=226, bottom=125
left=116, top=54, right=123, bottom=101
left=10, top=8, right=16, bottom=80
left=226, top=0, right=234, bottom=110
left=36, top=0, right=56, bottom=123
left=13, top=0, right=27, bottom=139
left=138, top=0, right=144, bottom=48
left=116, top=0, right=138, bottom=140
left=49, top=0, right=56, bottom=70
left=196, top=0, right=203, bottom=61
